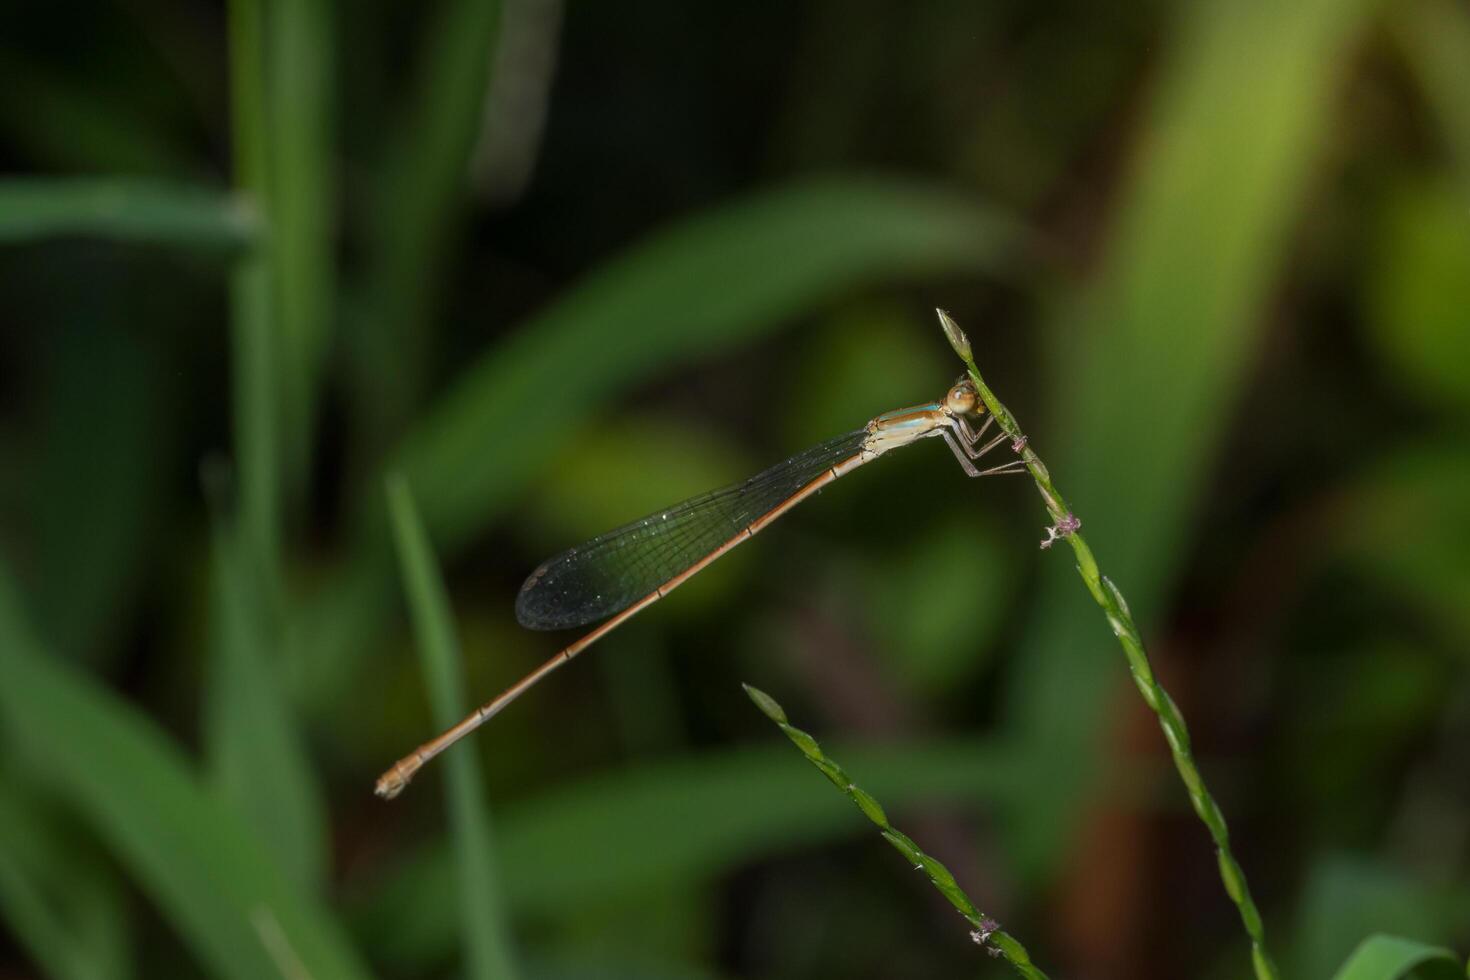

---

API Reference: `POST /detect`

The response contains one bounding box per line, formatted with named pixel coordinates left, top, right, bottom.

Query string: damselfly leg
left=941, top=412, right=1028, bottom=477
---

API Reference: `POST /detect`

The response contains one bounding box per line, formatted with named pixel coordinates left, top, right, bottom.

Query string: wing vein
left=515, top=429, right=869, bottom=630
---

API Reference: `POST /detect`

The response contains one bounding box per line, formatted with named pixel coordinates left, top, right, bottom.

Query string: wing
left=515, top=429, right=869, bottom=630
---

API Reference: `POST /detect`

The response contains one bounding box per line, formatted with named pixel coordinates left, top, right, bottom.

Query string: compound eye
left=946, top=384, right=978, bottom=415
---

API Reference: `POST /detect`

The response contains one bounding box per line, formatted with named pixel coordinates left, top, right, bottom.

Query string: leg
left=941, top=430, right=1028, bottom=477
left=953, top=411, right=992, bottom=446
left=941, top=430, right=982, bottom=476
left=947, top=416, right=1011, bottom=460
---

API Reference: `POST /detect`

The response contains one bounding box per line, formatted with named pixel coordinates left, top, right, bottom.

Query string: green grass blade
left=228, top=0, right=282, bottom=589
left=0, top=784, right=131, bottom=980
left=385, top=475, right=520, bottom=980
left=268, top=0, right=336, bottom=503
left=0, top=178, right=255, bottom=249
left=0, top=851, right=102, bottom=980
left=1330, top=935, right=1466, bottom=980
left=389, top=176, right=1020, bottom=550
left=0, top=571, right=373, bottom=980
left=1000, top=0, right=1380, bottom=871
left=205, top=506, right=328, bottom=892
left=352, top=736, right=1025, bottom=968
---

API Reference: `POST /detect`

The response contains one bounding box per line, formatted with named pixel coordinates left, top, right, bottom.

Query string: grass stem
left=937, top=309, right=1280, bottom=980
left=385, top=475, right=521, bottom=980
left=744, top=684, right=1050, bottom=980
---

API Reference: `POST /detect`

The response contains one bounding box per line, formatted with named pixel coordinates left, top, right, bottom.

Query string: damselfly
left=376, top=376, right=1023, bottom=798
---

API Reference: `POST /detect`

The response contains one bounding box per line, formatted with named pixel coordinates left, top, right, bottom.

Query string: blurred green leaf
left=1330, top=935, right=1465, bottom=980
left=1364, top=179, right=1470, bottom=415
left=0, top=782, right=131, bottom=980
left=385, top=475, right=520, bottom=980
left=352, top=736, right=1024, bottom=968
left=0, top=572, right=374, bottom=980
left=228, top=0, right=283, bottom=588
left=391, top=176, right=1021, bottom=551
left=0, top=178, right=254, bottom=249
left=1290, top=856, right=1470, bottom=980
left=205, top=506, right=328, bottom=893
left=268, top=0, right=337, bottom=503
left=1001, top=0, right=1380, bottom=872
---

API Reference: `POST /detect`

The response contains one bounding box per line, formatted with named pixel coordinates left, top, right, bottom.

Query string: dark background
left=1, top=1, right=1468, bottom=979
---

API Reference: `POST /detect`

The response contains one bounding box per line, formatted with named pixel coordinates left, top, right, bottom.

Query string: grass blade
left=228, top=0, right=282, bottom=588
left=268, top=0, right=337, bottom=505
left=0, top=783, right=131, bottom=980
left=385, top=475, right=520, bottom=980
left=1329, top=935, right=1466, bottom=980
left=0, top=178, right=255, bottom=249
left=743, top=684, right=1050, bottom=979
left=205, top=499, right=328, bottom=892
left=0, top=570, right=373, bottom=980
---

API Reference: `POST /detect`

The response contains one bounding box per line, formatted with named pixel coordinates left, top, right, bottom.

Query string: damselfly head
left=945, top=378, right=981, bottom=416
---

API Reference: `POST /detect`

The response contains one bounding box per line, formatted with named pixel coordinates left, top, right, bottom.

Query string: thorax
left=864, top=403, right=948, bottom=455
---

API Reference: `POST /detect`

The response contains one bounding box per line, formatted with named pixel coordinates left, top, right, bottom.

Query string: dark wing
left=515, top=429, right=868, bottom=630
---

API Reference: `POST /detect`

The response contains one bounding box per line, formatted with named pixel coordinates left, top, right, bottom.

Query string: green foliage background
left=1, top=1, right=1467, bottom=978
